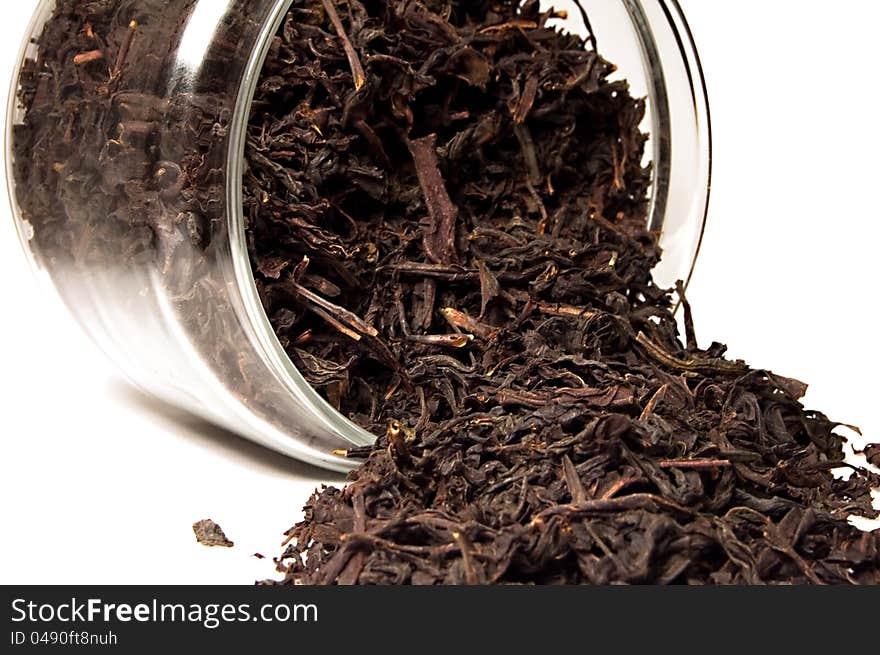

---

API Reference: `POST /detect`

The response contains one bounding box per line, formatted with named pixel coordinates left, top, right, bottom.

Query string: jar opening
left=224, top=0, right=711, bottom=453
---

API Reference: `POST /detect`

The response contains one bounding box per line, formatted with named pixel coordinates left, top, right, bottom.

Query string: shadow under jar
left=6, top=0, right=711, bottom=472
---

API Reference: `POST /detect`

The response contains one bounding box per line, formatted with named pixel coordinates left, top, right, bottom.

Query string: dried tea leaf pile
left=10, top=0, right=878, bottom=585
left=244, top=1, right=880, bottom=584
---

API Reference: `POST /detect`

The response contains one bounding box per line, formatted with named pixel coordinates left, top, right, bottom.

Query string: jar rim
left=4, top=0, right=57, bottom=278
left=634, top=0, right=712, bottom=289
left=226, top=0, right=377, bottom=457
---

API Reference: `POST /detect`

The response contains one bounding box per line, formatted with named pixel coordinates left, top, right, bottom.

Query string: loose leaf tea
left=193, top=519, right=234, bottom=548
left=10, top=0, right=879, bottom=585
left=245, top=0, right=653, bottom=430
left=246, top=1, right=880, bottom=585
left=859, top=445, right=880, bottom=469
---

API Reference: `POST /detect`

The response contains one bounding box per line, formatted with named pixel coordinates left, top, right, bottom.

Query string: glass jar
left=5, top=0, right=711, bottom=471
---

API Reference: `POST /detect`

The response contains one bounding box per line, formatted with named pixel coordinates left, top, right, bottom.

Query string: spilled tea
left=242, top=1, right=880, bottom=584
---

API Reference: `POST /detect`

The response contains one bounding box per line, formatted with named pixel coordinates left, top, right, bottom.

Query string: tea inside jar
left=245, top=0, right=655, bottom=435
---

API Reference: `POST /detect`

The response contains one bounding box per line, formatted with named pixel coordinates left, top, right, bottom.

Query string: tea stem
left=73, top=50, right=103, bottom=65
left=291, top=281, right=378, bottom=338
left=636, top=332, right=747, bottom=376
left=658, top=459, right=732, bottom=470
left=407, top=134, right=459, bottom=265
left=112, top=20, right=138, bottom=80
left=321, top=0, right=366, bottom=91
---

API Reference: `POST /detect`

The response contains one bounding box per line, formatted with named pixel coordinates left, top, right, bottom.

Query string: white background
left=1, top=1, right=878, bottom=584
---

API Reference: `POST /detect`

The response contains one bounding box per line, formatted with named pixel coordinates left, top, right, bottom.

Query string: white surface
left=1, top=1, right=878, bottom=584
